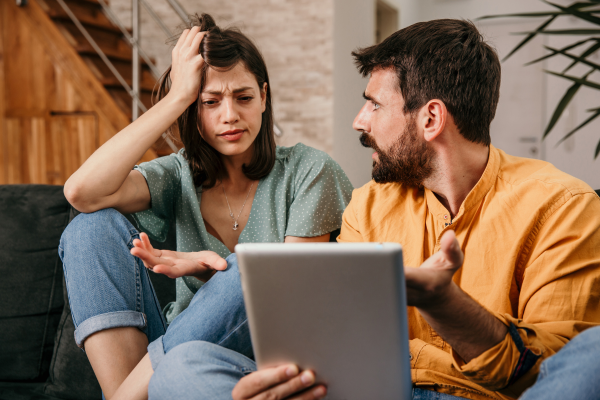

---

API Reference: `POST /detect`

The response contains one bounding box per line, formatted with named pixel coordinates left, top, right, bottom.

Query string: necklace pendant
left=233, top=222, right=239, bottom=230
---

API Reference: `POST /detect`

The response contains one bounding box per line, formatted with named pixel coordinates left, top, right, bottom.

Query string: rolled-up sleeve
left=451, top=192, right=600, bottom=398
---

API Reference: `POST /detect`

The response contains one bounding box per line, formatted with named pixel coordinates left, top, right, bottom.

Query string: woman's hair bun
left=190, top=13, right=218, bottom=33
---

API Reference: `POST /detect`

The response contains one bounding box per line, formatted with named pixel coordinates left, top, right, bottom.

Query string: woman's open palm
left=130, top=232, right=227, bottom=282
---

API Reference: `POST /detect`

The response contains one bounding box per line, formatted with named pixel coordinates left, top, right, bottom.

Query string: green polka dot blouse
left=133, top=143, right=353, bottom=323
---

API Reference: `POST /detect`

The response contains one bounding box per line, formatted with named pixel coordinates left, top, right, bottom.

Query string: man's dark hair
left=352, top=19, right=500, bottom=146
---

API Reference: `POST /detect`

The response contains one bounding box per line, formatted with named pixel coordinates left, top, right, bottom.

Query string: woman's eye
left=202, top=100, right=217, bottom=105
left=239, top=96, right=253, bottom=102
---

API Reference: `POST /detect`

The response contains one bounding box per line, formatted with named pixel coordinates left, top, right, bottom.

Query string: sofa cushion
left=43, top=276, right=101, bottom=400
left=0, top=185, right=69, bottom=381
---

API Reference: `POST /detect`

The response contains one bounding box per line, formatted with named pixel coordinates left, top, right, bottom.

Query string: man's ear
left=421, top=100, right=447, bottom=142
left=261, top=82, right=268, bottom=112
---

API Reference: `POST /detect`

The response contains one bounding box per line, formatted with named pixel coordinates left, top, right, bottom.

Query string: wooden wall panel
left=0, top=1, right=6, bottom=184
left=0, top=0, right=157, bottom=185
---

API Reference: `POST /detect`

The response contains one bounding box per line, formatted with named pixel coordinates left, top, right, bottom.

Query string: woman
left=60, top=14, right=352, bottom=399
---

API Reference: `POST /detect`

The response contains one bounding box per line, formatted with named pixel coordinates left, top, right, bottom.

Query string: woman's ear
left=261, top=82, right=268, bottom=112
left=422, top=99, right=447, bottom=142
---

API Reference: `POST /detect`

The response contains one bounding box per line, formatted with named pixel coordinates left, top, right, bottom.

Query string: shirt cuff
left=451, top=314, right=543, bottom=396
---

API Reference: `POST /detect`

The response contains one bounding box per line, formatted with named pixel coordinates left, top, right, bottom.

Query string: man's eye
left=373, top=102, right=380, bottom=110
left=239, top=96, right=253, bottom=102
left=202, top=100, right=217, bottom=105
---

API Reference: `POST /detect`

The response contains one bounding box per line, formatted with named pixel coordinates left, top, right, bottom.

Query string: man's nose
left=222, top=98, right=239, bottom=124
left=352, top=102, right=370, bottom=133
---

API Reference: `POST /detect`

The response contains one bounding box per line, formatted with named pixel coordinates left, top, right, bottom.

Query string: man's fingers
left=233, top=365, right=299, bottom=399
left=439, top=230, right=463, bottom=267
left=255, top=370, right=324, bottom=400
left=288, top=385, right=327, bottom=400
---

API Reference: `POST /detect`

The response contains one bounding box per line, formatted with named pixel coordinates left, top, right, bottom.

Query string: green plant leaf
left=516, top=29, right=600, bottom=35
left=479, top=12, right=567, bottom=19
left=544, top=82, right=583, bottom=138
left=478, top=2, right=600, bottom=19
left=555, top=108, right=600, bottom=146
left=525, top=38, right=596, bottom=65
left=545, top=69, right=600, bottom=90
left=563, top=40, right=600, bottom=72
left=544, top=1, right=600, bottom=25
left=544, top=45, right=600, bottom=71
left=513, top=29, right=600, bottom=35
left=503, top=16, right=557, bottom=62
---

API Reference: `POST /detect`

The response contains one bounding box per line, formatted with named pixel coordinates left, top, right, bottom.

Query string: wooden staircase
left=39, top=0, right=178, bottom=156
left=0, top=0, right=181, bottom=185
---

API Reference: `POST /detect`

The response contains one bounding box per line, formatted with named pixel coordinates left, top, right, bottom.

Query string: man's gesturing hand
left=404, top=229, right=464, bottom=308
left=232, top=365, right=327, bottom=400
left=405, top=229, right=508, bottom=363
left=130, top=232, right=227, bottom=282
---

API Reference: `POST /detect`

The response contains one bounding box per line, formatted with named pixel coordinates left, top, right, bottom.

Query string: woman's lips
left=218, top=129, right=244, bottom=141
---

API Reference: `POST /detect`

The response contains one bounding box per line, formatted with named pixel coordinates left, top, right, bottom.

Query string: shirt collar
left=424, top=145, right=500, bottom=220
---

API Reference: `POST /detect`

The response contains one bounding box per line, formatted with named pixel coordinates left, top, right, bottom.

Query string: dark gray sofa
left=0, top=184, right=176, bottom=400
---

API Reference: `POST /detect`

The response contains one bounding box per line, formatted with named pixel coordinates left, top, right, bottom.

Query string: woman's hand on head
left=168, top=26, right=207, bottom=107
left=130, top=232, right=227, bottom=281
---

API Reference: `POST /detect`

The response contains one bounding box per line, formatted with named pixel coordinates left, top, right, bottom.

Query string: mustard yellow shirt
left=338, top=145, right=600, bottom=400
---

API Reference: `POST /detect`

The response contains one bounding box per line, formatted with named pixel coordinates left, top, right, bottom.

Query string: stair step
left=82, top=55, right=161, bottom=82
left=100, top=77, right=157, bottom=92
left=40, top=0, right=122, bottom=33
left=107, top=87, right=155, bottom=114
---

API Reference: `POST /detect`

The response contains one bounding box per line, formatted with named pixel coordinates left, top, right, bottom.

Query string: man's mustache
left=359, top=132, right=377, bottom=150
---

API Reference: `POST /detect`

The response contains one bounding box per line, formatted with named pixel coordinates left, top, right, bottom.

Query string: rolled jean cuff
left=148, top=335, right=166, bottom=371
left=74, top=310, right=147, bottom=349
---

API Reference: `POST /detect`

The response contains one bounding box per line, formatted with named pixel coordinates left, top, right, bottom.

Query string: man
left=146, top=19, right=600, bottom=400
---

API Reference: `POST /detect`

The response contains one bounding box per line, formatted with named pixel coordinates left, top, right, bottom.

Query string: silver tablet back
left=236, top=242, right=411, bottom=400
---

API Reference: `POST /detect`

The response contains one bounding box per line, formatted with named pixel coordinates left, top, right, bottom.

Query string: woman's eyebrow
left=202, top=86, right=254, bottom=95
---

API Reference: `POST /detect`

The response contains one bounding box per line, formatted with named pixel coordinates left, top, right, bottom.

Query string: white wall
left=400, top=0, right=600, bottom=189
left=332, top=0, right=377, bottom=188
left=332, top=0, right=403, bottom=188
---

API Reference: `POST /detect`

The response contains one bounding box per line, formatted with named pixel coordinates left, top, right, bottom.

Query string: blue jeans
left=59, top=208, right=252, bottom=365
left=148, top=341, right=464, bottom=400
left=148, top=326, right=600, bottom=400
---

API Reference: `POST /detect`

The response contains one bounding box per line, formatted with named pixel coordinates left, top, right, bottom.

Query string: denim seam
left=217, top=318, right=248, bottom=347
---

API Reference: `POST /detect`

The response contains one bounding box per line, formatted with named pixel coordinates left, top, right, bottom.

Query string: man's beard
left=359, top=117, right=434, bottom=186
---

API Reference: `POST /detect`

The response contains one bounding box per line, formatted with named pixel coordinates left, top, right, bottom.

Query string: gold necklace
left=222, top=182, right=254, bottom=231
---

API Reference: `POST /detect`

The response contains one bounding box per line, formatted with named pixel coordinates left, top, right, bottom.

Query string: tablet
left=235, top=242, right=411, bottom=400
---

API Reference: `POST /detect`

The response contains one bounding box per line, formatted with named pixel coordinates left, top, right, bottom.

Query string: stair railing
left=49, top=0, right=193, bottom=152
left=32, top=0, right=283, bottom=145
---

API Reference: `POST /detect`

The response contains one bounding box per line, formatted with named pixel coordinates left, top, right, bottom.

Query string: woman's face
left=199, top=62, right=267, bottom=158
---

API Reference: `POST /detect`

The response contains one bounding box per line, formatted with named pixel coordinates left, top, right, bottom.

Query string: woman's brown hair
left=156, top=13, right=276, bottom=188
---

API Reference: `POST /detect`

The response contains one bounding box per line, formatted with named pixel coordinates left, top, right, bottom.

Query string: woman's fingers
left=182, top=26, right=202, bottom=50
left=190, top=31, right=207, bottom=56
left=196, top=251, right=228, bottom=271
left=174, top=28, right=190, bottom=52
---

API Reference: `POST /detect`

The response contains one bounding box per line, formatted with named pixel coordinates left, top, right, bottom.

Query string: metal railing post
left=132, top=0, right=141, bottom=121
left=164, top=0, right=190, bottom=24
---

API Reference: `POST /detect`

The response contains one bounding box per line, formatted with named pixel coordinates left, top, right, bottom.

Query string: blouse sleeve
left=285, top=145, right=353, bottom=238
left=132, top=152, right=183, bottom=242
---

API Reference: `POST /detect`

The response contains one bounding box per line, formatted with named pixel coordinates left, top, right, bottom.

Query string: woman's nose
left=222, top=98, right=240, bottom=124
